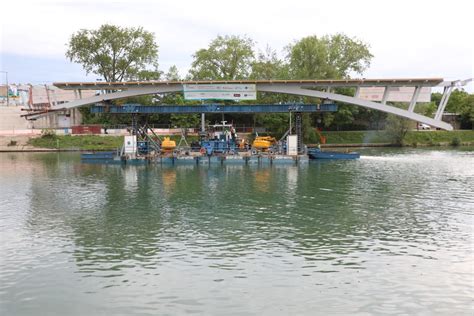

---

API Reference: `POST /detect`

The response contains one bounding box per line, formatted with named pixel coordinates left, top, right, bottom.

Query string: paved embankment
left=0, top=135, right=53, bottom=152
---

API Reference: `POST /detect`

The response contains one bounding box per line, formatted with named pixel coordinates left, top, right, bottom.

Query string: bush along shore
left=316, top=130, right=474, bottom=147
left=25, top=132, right=199, bottom=151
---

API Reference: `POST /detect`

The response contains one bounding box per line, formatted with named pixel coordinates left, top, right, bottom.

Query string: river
left=0, top=148, right=472, bottom=315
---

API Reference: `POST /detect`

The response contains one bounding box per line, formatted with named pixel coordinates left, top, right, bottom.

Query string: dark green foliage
left=450, top=137, right=461, bottom=146
left=189, top=35, right=255, bottom=80
left=432, top=90, right=474, bottom=128
left=384, top=115, right=412, bottom=146
left=250, top=46, right=289, bottom=80
left=66, top=24, right=159, bottom=81
left=286, top=33, right=373, bottom=79
left=254, top=113, right=289, bottom=138
left=170, top=114, right=200, bottom=129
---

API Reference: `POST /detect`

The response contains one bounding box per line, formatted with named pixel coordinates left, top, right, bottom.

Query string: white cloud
left=2, top=0, right=473, bottom=90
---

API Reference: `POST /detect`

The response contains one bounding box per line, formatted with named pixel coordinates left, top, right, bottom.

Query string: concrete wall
left=0, top=106, right=82, bottom=133
left=32, top=108, right=82, bottom=129
left=0, top=107, right=32, bottom=131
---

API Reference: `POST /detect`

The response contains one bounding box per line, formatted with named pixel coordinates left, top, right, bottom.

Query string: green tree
left=165, top=65, right=181, bottom=81
left=445, top=90, right=474, bottom=127
left=136, top=69, right=162, bottom=81
left=285, top=34, right=373, bottom=129
left=414, top=102, right=437, bottom=117
left=445, top=90, right=467, bottom=113
left=286, top=33, right=372, bottom=79
left=250, top=46, right=288, bottom=80
left=385, top=115, right=412, bottom=145
left=165, top=93, right=200, bottom=134
left=66, top=24, right=159, bottom=82
left=432, top=90, right=473, bottom=128
left=462, top=94, right=474, bottom=127
left=333, top=105, right=359, bottom=129
left=170, top=114, right=200, bottom=129
left=189, top=35, right=255, bottom=80
left=248, top=46, right=290, bottom=127
left=255, top=113, right=289, bottom=138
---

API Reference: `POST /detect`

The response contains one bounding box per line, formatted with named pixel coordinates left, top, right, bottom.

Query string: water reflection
left=22, top=153, right=471, bottom=271
left=1, top=149, right=472, bottom=315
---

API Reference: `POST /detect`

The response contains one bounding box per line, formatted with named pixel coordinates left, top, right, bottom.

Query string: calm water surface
left=0, top=148, right=473, bottom=315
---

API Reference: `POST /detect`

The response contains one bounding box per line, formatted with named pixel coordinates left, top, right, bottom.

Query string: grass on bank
left=28, top=133, right=199, bottom=150
left=320, top=130, right=474, bottom=146
left=28, top=134, right=124, bottom=150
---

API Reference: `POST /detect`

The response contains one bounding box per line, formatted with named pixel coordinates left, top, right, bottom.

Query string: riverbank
left=319, top=130, right=474, bottom=147
left=0, top=134, right=199, bottom=152
left=0, top=130, right=473, bottom=152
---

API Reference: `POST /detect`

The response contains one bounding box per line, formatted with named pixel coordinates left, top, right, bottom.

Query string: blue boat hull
left=308, top=149, right=360, bottom=160
left=81, top=152, right=116, bottom=160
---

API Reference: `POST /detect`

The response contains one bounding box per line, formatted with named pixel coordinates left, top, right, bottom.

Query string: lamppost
left=0, top=71, right=8, bottom=106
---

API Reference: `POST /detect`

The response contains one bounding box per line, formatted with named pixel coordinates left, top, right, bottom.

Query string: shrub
left=450, top=137, right=461, bottom=146
left=41, top=129, right=57, bottom=139
left=384, top=115, right=410, bottom=146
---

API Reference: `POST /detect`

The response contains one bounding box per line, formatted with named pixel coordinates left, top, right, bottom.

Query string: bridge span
left=23, top=78, right=472, bottom=130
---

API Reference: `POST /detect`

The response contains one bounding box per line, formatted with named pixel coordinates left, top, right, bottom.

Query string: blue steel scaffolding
left=89, top=103, right=338, bottom=114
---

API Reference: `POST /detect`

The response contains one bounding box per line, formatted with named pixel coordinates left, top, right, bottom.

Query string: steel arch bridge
left=24, top=78, right=472, bottom=130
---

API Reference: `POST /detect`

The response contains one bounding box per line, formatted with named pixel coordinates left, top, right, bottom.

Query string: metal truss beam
left=89, top=103, right=338, bottom=114
left=408, top=86, right=422, bottom=112
left=434, top=86, right=453, bottom=120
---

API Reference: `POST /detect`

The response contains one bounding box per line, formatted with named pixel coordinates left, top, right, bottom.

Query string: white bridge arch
left=26, top=78, right=472, bottom=130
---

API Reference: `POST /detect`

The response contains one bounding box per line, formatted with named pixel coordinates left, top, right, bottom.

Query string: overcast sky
left=1, top=0, right=473, bottom=91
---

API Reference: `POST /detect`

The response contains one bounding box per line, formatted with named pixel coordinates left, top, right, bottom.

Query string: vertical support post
left=354, top=86, right=360, bottom=98
left=435, top=86, right=453, bottom=120
left=201, top=113, right=205, bottom=132
left=381, top=87, right=391, bottom=105
left=408, top=86, right=422, bottom=112
left=51, top=89, right=58, bottom=107
left=5, top=72, right=9, bottom=106
left=435, top=87, right=447, bottom=118
left=44, top=84, right=52, bottom=108
left=289, top=111, right=292, bottom=134
left=28, top=84, right=33, bottom=109
left=0, top=71, right=10, bottom=106
left=295, top=112, right=303, bottom=154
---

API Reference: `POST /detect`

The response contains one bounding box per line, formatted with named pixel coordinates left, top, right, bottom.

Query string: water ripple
left=0, top=149, right=473, bottom=315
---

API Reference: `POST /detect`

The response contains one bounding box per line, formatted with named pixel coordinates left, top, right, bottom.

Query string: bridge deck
left=54, top=78, right=444, bottom=90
